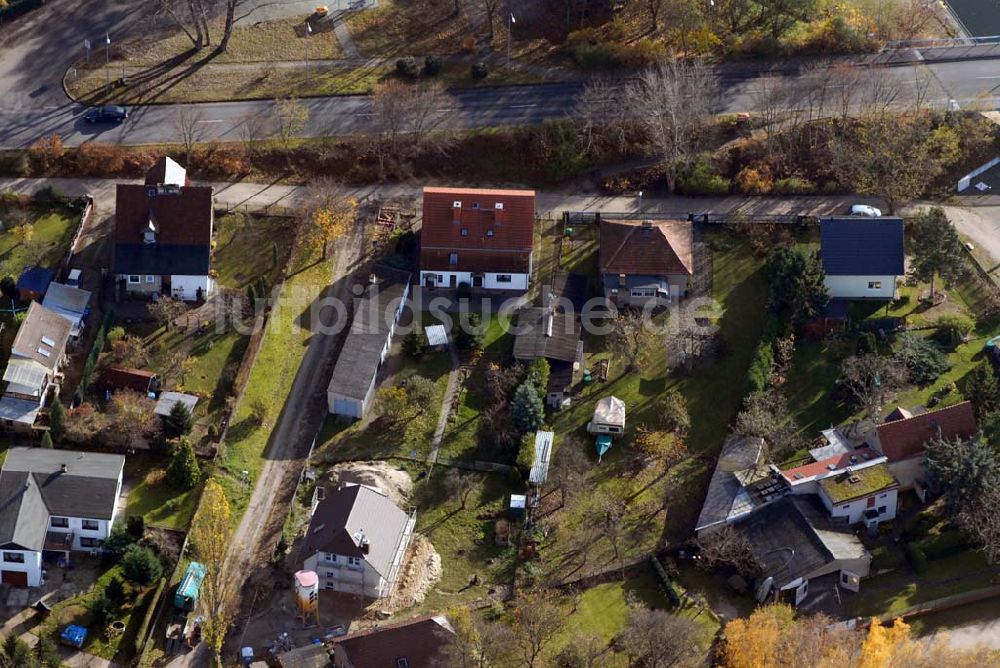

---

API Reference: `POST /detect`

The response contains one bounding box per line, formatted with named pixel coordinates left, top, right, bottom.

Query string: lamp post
left=637, top=190, right=644, bottom=212
left=507, top=12, right=515, bottom=71
left=104, top=33, right=111, bottom=93
left=305, top=22, right=313, bottom=73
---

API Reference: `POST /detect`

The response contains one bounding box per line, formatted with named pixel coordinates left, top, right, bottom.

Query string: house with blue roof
left=819, top=217, right=905, bottom=300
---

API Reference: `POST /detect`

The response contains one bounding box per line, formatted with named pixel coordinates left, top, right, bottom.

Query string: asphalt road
left=2, top=1, right=1000, bottom=148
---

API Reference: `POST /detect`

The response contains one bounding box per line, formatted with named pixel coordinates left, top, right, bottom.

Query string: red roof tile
left=420, top=187, right=535, bottom=272
left=782, top=446, right=883, bottom=482
left=875, top=401, right=977, bottom=462
left=599, top=219, right=693, bottom=276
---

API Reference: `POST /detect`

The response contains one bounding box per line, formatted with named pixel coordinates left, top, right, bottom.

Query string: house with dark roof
left=868, top=401, right=978, bottom=489
left=331, top=615, right=454, bottom=668
left=599, top=219, right=693, bottom=306
left=695, top=435, right=778, bottom=535
left=327, top=269, right=411, bottom=419
left=114, top=159, right=214, bottom=301
left=513, top=296, right=584, bottom=409
left=781, top=445, right=899, bottom=527
left=820, top=217, right=904, bottom=300
left=0, top=448, right=125, bottom=586
left=0, top=302, right=72, bottom=431
left=419, top=187, right=535, bottom=292
left=301, top=484, right=415, bottom=599
left=737, top=496, right=870, bottom=606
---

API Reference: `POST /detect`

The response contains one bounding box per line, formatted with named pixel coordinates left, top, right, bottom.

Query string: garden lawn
left=215, top=244, right=333, bottom=512
left=124, top=457, right=201, bottom=530
left=215, top=214, right=295, bottom=290
left=0, top=204, right=78, bottom=278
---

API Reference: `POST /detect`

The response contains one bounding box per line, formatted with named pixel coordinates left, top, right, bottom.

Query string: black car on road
left=83, top=105, right=128, bottom=123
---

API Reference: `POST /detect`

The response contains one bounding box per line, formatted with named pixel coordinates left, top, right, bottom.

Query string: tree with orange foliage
left=27, top=134, right=63, bottom=172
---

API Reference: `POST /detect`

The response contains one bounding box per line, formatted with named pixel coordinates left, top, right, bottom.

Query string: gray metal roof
left=0, top=397, right=41, bottom=425
left=154, top=392, right=199, bottom=417
left=512, top=307, right=582, bottom=363
left=3, top=359, right=48, bottom=392
left=0, top=448, right=124, bottom=551
left=529, top=431, right=554, bottom=485
left=695, top=435, right=765, bottom=533
left=42, top=282, right=92, bottom=315
left=820, top=217, right=905, bottom=276
left=301, top=484, right=412, bottom=579
left=327, top=269, right=411, bottom=403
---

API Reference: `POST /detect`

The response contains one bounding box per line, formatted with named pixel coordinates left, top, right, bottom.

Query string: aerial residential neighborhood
left=5, top=0, right=1000, bottom=667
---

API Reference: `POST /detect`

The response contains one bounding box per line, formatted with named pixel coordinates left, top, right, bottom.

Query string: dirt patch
left=324, top=461, right=413, bottom=507
left=143, top=526, right=185, bottom=569
left=370, top=534, right=441, bottom=616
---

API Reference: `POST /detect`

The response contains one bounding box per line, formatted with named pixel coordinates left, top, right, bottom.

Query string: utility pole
left=507, top=12, right=515, bottom=71
left=104, top=33, right=111, bottom=93
left=305, top=22, right=313, bottom=73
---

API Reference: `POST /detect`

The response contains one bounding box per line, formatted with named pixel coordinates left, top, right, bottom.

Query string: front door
left=449, top=275, right=457, bottom=288
left=473, top=275, right=484, bottom=288
left=2, top=570, right=27, bottom=586
left=424, top=274, right=436, bottom=288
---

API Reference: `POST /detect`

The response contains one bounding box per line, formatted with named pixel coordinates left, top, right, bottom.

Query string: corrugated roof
left=820, top=217, right=905, bottom=276
left=599, top=219, right=693, bottom=277
left=512, top=306, right=582, bottom=363
left=16, top=266, right=53, bottom=294
left=874, top=401, right=977, bottom=462
left=11, top=302, right=71, bottom=370
left=529, top=431, right=554, bottom=485
left=154, top=392, right=199, bottom=417
left=695, top=435, right=765, bottom=532
left=301, top=484, right=411, bottom=579
left=2, top=358, right=49, bottom=392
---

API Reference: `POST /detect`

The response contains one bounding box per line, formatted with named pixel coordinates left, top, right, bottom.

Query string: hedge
left=79, top=308, right=115, bottom=398
left=904, top=542, right=928, bottom=574
left=648, top=556, right=681, bottom=607
left=744, top=340, right=775, bottom=394
left=133, top=577, right=167, bottom=657
left=918, top=530, right=972, bottom=560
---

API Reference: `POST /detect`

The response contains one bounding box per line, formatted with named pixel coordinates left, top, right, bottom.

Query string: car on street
left=83, top=105, right=128, bottom=123
left=849, top=204, right=882, bottom=217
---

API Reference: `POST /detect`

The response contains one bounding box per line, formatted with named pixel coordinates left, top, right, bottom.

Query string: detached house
left=419, top=187, right=535, bottom=292
left=820, top=217, right=904, bottom=300
left=331, top=615, right=455, bottom=668
left=114, top=157, right=214, bottom=301
left=513, top=296, right=584, bottom=409
left=0, top=303, right=71, bottom=431
left=868, top=401, right=978, bottom=491
left=599, top=219, right=693, bottom=306
left=301, top=484, right=416, bottom=599
left=0, top=448, right=125, bottom=586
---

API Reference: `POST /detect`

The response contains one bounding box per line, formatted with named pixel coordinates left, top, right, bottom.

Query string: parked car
left=83, top=105, right=128, bottom=123
left=849, top=204, right=882, bottom=217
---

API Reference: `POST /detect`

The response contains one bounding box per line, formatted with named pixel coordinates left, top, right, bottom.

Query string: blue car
left=84, top=105, right=128, bottom=123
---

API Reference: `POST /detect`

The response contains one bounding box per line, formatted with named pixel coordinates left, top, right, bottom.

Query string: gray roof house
left=0, top=302, right=72, bottom=430
left=0, top=448, right=125, bottom=587
left=513, top=300, right=584, bottom=409
left=42, top=282, right=92, bottom=340
left=301, top=484, right=416, bottom=600
left=820, top=217, right=905, bottom=300
left=695, top=435, right=777, bottom=534
left=327, top=269, right=411, bottom=420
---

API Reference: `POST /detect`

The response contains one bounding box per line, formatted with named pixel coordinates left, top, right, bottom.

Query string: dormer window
left=486, top=229, right=494, bottom=238
left=143, top=230, right=156, bottom=245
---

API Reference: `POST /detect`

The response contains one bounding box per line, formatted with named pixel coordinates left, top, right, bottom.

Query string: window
left=868, top=281, right=883, bottom=290
left=50, top=517, right=68, bottom=528
left=486, top=229, right=494, bottom=237
left=878, top=506, right=887, bottom=514
left=496, top=275, right=512, bottom=283
left=143, top=231, right=156, bottom=245
left=128, top=275, right=140, bottom=284
left=324, top=553, right=338, bottom=563
left=448, top=253, right=458, bottom=266
left=397, top=659, right=410, bottom=668
left=460, top=228, right=468, bottom=237
left=145, top=275, right=155, bottom=284
left=3, top=552, right=23, bottom=563
left=608, top=426, right=621, bottom=433
left=347, top=556, right=362, bottom=567
left=80, top=537, right=98, bottom=548
left=81, top=520, right=99, bottom=531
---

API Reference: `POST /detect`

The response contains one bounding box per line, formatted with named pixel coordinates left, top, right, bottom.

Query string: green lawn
left=124, top=457, right=201, bottom=530
left=0, top=203, right=78, bottom=278
left=214, top=214, right=295, bottom=290
left=216, top=243, right=334, bottom=512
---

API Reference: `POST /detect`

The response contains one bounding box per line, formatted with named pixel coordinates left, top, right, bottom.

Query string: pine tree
left=166, top=438, right=200, bottom=490
left=910, top=207, right=966, bottom=300
left=511, top=382, right=544, bottom=434
left=40, top=432, right=53, bottom=449
left=964, top=363, right=1000, bottom=421
left=49, top=395, right=65, bottom=442
left=163, top=401, right=194, bottom=439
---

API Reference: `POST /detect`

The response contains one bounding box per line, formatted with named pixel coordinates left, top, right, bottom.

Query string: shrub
left=102, top=524, right=135, bottom=557
left=0, top=152, right=29, bottom=177
left=27, top=134, right=63, bottom=172
left=934, top=314, right=975, bottom=347
left=772, top=177, right=816, bottom=194
left=33, top=185, right=61, bottom=203
left=745, top=340, right=774, bottom=394
left=395, top=56, right=419, bottom=79
left=903, top=542, right=927, bottom=573
left=460, top=35, right=476, bottom=53
left=76, top=142, right=126, bottom=175
left=919, top=530, right=971, bottom=560
left=856, top=331, right=879, bottom=355
left=455, top=312, right=484, bottom=351
left=471, top=61, right=489, bottom=79
left=516, top=433, right=535, bottom=473
left=525, top=358, right=550, bottom=394
left=402, top=330, right=425, bottom=357
left=511, top=382, right=544, bottom=434
left=654, top=391, right=690, bottom=435
left=423, top=55, right=442, bottom=76
left=87, top=592, right=115, bottom=626
left=734, top=164, right=774, bottom=194
left=895, top=332, right=951, bottom=385
left=166, top=437, right=200, bottom=490
left=676, top=160, right=730, bottom=196
left=121, top=544, right=163, bottom=585
left=40, top=432, right=53, bottom=448
left=127, top=515, right=145, bottom=539
left=104, top=577, right=126, bottom=605
left=870, top=545, right=905, bottom=571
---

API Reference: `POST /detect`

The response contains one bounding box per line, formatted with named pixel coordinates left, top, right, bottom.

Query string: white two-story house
left=0, top=448, right=125, bottom=586
left=114, top=157, right=214, bottom=302
left=301, top=484, right=415, bottom=600
left=0, top=302, right=72, bottom=432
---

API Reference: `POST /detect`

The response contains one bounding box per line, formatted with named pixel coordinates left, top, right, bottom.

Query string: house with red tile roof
left=114, top=158, right=214, bottom=302
left=781, top=446, right=899, bottom=527
left=599, top=219, right=693, bottom=306
left=868, top=401, right=978, bottom=489
left=419, top=187, right=535, bottom=292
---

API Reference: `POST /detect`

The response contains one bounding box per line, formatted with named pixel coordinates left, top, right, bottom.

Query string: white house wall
left=170, top=275, right=213, bottom=301
left=303, top=552, right=384, bottom=598
left=0, top=549, right=42, bottom=586
left=824, top=275, right=897, bottom=300
left=822, top=489, right=898, bottom=525
left=420, top=271, right=529, bottom=291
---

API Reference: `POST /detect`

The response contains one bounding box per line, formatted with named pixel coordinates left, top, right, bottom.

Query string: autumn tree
left=734, top=389, right=800, bottom=459
left=633, top=425, right=687, bottom=466
left=10, top=222, right=33, bottom=246
left=508, top=589, right=563, bottom=668
left=626, top=58, right=718, bottom=192
left=274, top=96, right=309, bottom=153
left=299, top=185, right=356, bottom=260
left=105, top=390, right=160, bottom=448
left=110, top=334, right=150, bottom=368
left=839, top=353, right=907, bottom=421
left=149, top=296, right=187, bottom=331
left=189, top=479, right=235, bottom=664
left=909, top=207, right=966, bottom=301
left=442, top=468, right=477, bottom=510
left=695, top=525, right=761, bottom=578
left=607, top=310, right=656, bottom=372
left=376, top=386, right=412, bottom=422
left=654, top=390, right=690, bottom=435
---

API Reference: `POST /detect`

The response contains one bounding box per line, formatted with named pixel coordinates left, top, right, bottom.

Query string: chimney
left=59, top=464, right=67, bottom=473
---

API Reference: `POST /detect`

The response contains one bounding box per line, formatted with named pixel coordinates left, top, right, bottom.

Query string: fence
left=562, top=211, right=818, bottom=226
left=59, top=196, right=93, bottom=279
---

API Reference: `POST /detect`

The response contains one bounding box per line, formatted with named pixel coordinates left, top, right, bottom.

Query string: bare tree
left=734, top=389, right=801, bottom=460
left=443, top=468, right=477, bottom=510
left=157, top=0, right=212, bottom=49
left=956, top=484, right=1000, bottom=565
left=172, top=106, right=206, bottom=160
left=607, top=309, right=657, bottom=372
left=218, top=0, right=249, bottom=52
left=695, top=525, right=762, bottom=578
left=574, top=78, right=629, bottom=156
left=274, top=97, right=309, bottom=155
left=370, top=80, right=452, bottom=177
left=481, top=0, right=499, bottom=40
left=839, top=353, right=907, bottom=421
left=626, top=58, right=718, bottom=192
left=616, top=607, right=704, bottom=668
left=548, top=437, right=589, bottom=508
left=828, top=63, right=861, bottom=122
left=509, top=590, right=563, bottom=668
left=238, top=110, right=269, bottom=157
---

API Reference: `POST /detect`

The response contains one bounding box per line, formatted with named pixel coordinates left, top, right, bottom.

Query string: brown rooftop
left=599, top=219, right=693, bottom=276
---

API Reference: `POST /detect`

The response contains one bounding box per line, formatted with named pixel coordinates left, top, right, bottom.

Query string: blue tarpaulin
left=596, top=435, right=612, bottom=460
left=60, top=624, right=87, bottom=648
